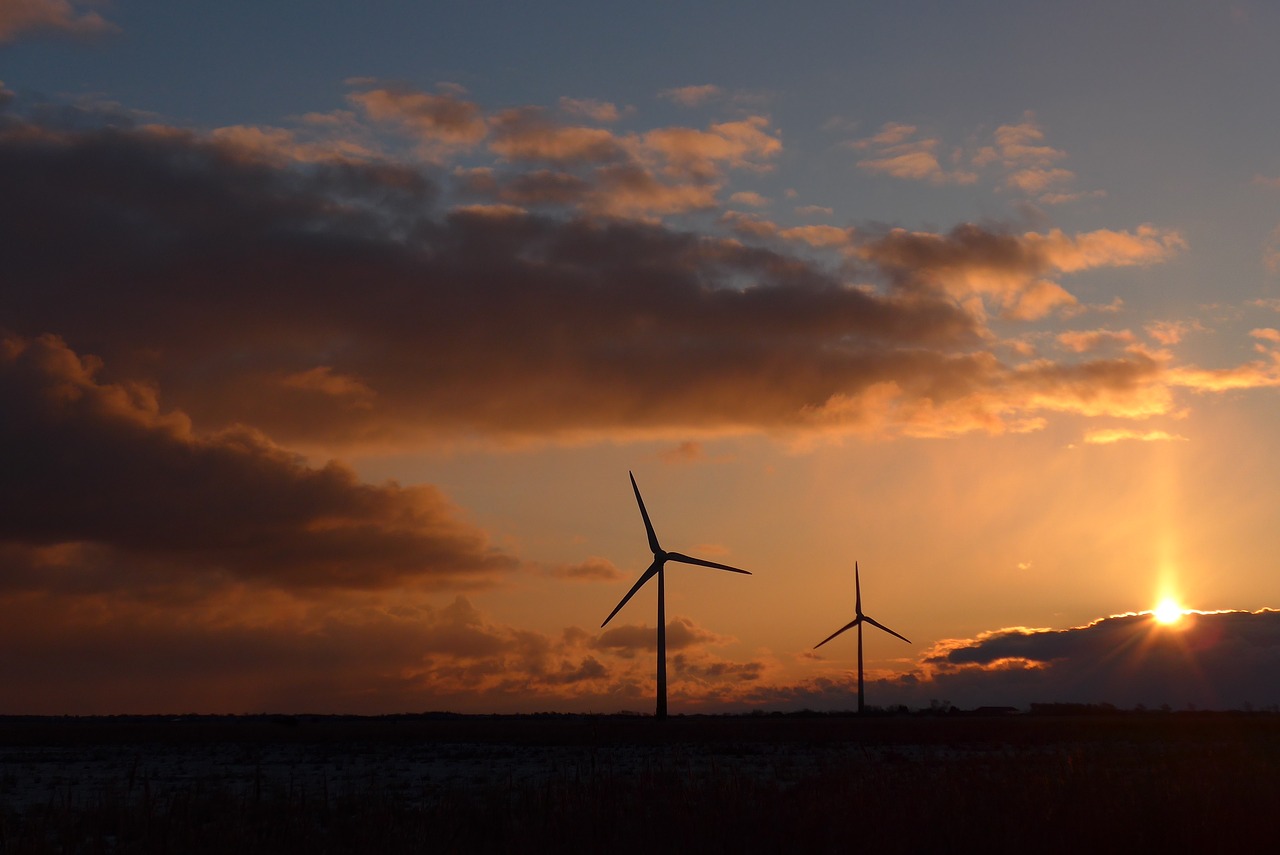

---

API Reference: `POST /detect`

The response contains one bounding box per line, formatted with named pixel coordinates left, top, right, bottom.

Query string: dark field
left=3, top=711, right=1279, bottom=853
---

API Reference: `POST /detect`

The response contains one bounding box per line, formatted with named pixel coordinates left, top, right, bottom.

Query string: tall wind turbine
left=602, top=471, right=751, bottom=719
left=813, top=562, right=910, bottom=714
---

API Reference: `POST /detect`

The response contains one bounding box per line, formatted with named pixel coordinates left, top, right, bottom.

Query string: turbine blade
left=666, top=551, right=751, bottom=575
left=629, top=471, right=662, bottom=555
left=813, top=616, right=861, bottom=649
left=601, top=559, right=661, bottom=627
left=854, top=561, right=862, bottom=617
left=863, top=615, right=911, bottom=644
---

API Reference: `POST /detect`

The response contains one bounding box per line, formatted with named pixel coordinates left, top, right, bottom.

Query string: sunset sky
left=4, top=1, right=1280, bottom=715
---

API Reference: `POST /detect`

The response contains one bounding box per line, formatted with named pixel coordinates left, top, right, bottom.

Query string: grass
left=3, top=712, right=1279, bottom=853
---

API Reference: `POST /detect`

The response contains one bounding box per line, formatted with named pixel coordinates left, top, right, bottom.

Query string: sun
left=1153, top=598, right=1184, bottom=625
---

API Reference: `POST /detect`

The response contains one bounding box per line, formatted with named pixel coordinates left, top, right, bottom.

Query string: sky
left=3, top=0, right=1280, bottom=715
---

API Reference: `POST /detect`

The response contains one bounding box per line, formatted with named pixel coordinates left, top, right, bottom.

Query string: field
left=3, top=711, right=1279, bottom=853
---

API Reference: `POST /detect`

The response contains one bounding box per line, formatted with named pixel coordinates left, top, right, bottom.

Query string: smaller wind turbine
left=602, top=471, right=751, bottom=719
left=814, top=562, right=910, bottom=714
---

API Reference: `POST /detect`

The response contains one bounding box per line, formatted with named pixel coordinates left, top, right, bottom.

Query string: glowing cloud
left=1083, top=428, right=1188, bottom=445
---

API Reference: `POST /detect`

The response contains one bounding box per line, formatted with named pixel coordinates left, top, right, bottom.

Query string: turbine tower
left=602, top=471, right=751, bottom=719
left=813, top=562, right=910, bottom=714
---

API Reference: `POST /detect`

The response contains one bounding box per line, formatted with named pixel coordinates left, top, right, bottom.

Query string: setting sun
left=1154, top=598, right=1185, bottom=625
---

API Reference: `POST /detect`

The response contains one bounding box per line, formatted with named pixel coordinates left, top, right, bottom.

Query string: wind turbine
left=601, top=471, right=751, bottom=719
left=813, top=562, right=910, bottom=714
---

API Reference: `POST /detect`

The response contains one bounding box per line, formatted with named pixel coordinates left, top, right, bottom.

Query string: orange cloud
left=659, top=84, right=722, bottom=107
left=858, top=148, right=946, bottom=182
left=721, top=212, right=854, bottom=248
left=1057, top=329, right=1137, bottom=353
left=1083, top=428, right=1187, bottom=444
left=488, top=107, right=624, bottom=164
left=1145, top=319, right=1205, bottom=346
left=551, top=557, right=625, bottom=582
left=280, top=366, right=377, bottom=408
left=1006, top=166, right=1075, bottom=194
left=990, top=116, right=1066, bottom=166
left=208, top=122, right=380, bottom=165
left=558, top=97, right=624, bottom=122
left=854, top=126, right=978, bottom=185
left=659, top=440, right=705, bottom=464
left=729, top=191, right=769, bottom=207
left=0, top=0, right=116, bottom=42
left=857, top=223, right=1184, bottom=321
left=587, top=163, right=719, bottom=216
left=1027, top=225, right=1186, bottom=272
left=852, top=121, right=918, bottom=150
left=642, top=116, right=781, bottom=179
left=348, top=85, right=487, bottom=148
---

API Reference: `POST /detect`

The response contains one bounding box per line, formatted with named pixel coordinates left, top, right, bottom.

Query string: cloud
left=1166, top=330, right=1280, bottom=391
left=720, top=211, right=854, bottom=248
left=737, top=610, right=1280, bottom=713
left=729, top=191, right=768, bottom=207
left=855, top=120, right=972, bottom=184
left=1265, top=225, right=1280, bottom=274
left=348, top=84, right=488, bottom=150
left=0, top=580, right=771, bottom=713
left=853, top=126, right=977, bottom=185
left=0, top=97, right=1243, bottom=452
left=551, top=557, right=625, bottom=582
left=1083, top=428, right=1187, bottom=444
left=0, top=333, right=517, bottom=592
left=558, top=97, right=624, bottom=123
left=659, top=84, right=722, bottom=107
left=858, top=114, right=1097, bottom=203
left=488, top=107, right=624, bottom=164
left=1145, top=319, right=1206, bottom=346
left=586, top=162, right=720, bottom=216
left=1252, top=327, right=1280, bottom=344
left=909, top=610, right=1280, bottom=710
left=595, top=616, right=732, bottom=657
left=0, top=0, right=116, bottom=42
left=208, top=122, right=379, bottom=166
left=989, top=115, right=1066, bottom=167
left=659, top=440, right=705, bottom=464
left=1006, top=166, right=1075, bottom=195
left=856, top=223, right=1184, bottom=321
left=280, top=366, right=376, bottom=408
left=0, top=590, right=625, bottom=713
left=1056, top=328, right=1137, bottom=353
left=852, top=122, right=917, bottom=150
left=641, top=116, right=781, bottom=179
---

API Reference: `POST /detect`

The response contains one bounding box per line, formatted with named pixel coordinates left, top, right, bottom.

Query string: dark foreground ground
left=3, top=711, right=1279, bottom=853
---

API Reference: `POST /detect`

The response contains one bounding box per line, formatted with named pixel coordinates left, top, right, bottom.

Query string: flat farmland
left=3, top=712, right=1278, bottom=853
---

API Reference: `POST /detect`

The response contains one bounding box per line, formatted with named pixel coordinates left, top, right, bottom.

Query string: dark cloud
left=594, top=617, right=731, bottom=658
left=747, top=611, right=1280, bottom=712
left=913, top=610, right=1280, bottom=710
left=0, top=589, right=733, bottom=714
left=0, top=333, right=515, bottom=591
left=1, top=109, right=1020, bottom=446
